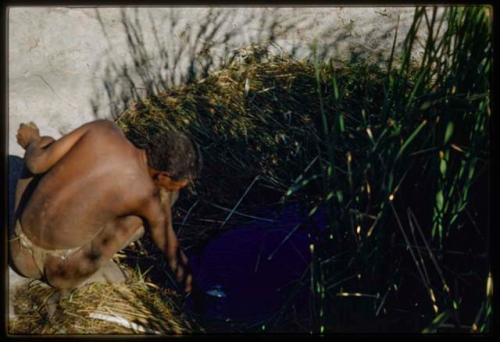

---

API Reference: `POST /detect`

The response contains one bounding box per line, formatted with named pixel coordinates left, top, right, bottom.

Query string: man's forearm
left=24, top=136, right=56, bottom=173
left=26, top=136, right=55, bottom=152
left=140, top=194, right=190, bottom=291
left=150, top=214, right=179, bottom=268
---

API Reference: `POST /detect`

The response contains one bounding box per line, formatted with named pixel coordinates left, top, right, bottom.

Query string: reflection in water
left=184, top=204, right=326, bottom=332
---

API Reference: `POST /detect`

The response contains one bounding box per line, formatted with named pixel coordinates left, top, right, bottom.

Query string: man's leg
left=44, top=189, right=176, bottom=290
left=44, top=187, right=180, bottom=290
left=43, top=215, right=145, bottom=290
left=78, top=223, right=145, bottom=287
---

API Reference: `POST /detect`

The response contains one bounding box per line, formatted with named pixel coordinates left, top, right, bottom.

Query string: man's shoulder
left=84, top=119, right=119, bottom=132
left=81, top=120, right=131, bottom=150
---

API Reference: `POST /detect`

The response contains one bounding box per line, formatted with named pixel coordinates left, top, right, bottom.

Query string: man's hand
left=158, top=188, right=191, bottom=293
left=169, top=248, right=193, bottom=293
left=16, top=122, right=41, bottom=149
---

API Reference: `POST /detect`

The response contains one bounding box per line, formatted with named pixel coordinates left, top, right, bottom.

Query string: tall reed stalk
left=310, top=5, right=490, bottom=333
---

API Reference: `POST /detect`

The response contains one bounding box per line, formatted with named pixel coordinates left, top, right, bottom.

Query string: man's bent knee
left=44, top=254, right=101, bottom=290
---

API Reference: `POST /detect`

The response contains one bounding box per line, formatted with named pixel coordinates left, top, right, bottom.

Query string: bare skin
left=10, top=120, right=192, bottom=292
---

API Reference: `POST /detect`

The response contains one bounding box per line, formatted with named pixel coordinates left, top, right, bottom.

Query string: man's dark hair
left=144, top=130, right=202, bottom=182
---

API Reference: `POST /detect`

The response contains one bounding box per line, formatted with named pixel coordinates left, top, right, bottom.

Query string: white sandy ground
left=7, top=6, right=432, bottom=325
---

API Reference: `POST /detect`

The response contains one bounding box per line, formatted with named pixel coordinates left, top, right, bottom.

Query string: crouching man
left=10, top=120, right=201, bottom=293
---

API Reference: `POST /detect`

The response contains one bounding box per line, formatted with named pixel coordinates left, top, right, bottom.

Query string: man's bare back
left=10, top=120, right=199, bottom=292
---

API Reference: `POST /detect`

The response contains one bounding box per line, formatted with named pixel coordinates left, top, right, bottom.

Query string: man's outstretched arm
left=16, top=120, right=108, bottom=174
left=136, top=194, right=192, bottom=293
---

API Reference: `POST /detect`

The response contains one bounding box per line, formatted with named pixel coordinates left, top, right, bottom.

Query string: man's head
left=144, top=130, right=202, bottom=191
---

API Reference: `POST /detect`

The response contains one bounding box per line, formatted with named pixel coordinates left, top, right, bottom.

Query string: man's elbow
left=25, top=151, right=52, bottom=174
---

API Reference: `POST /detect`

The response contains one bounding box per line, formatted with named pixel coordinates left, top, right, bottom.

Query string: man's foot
left=46, top=291, right=63, bottom=319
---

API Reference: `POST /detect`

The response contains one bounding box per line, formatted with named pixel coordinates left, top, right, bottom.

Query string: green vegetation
left=117, top=6, right=491, bottom=333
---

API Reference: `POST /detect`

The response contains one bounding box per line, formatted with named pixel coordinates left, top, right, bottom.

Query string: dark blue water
left=184, top=203, right=327, bottom=332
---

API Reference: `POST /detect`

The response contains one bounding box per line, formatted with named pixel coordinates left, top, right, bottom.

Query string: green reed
left=309, top=5, right=491, bottom=333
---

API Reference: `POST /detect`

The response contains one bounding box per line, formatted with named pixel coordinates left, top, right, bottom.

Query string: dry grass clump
left=116, top=45, right=377, bottom=195
left=116, top=45, right=388, bottom=249
left=9, top=264, right=196, bottom=335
